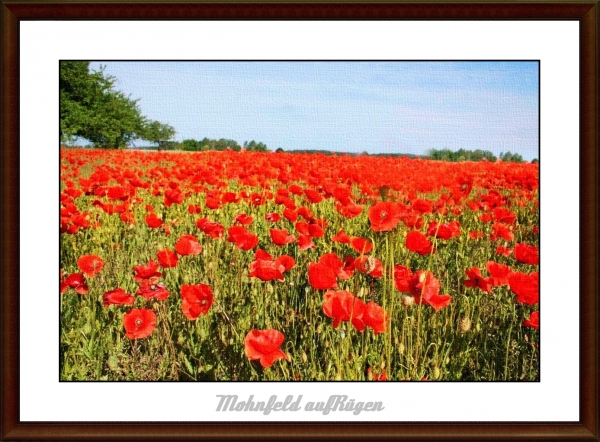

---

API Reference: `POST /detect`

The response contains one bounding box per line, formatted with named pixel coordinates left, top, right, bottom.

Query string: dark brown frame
left=1, top=2, right=598, bottom=441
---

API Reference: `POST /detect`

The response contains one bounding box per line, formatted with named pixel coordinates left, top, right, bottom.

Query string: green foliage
left=181, top=138, right=269, bottom=152
left=244, top=140, right=268, bottom=152
left=499, top=151, right=525, bottom=163
left=59, top=61, right=175, bottom=149
left=182, top=139, right=202, bottom=151
left=428, top=148, right=498, bottom=162
left=427, top=149, right=527, bottom=163
left=140, top=120, right=177, bottom=150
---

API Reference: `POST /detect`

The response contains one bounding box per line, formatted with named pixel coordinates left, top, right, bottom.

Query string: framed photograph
left=2, top=2, right=597, bottom=440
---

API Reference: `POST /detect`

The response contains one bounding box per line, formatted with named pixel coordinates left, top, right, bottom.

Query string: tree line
left=180, top=138, right=268, bottom=152
left=427, top=148, right=530, bottom=163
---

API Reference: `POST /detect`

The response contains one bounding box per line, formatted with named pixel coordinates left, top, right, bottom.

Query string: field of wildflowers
left=60, top=148, right=539, bottom=381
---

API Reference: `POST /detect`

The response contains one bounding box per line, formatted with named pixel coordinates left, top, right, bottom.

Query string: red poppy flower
left=406, top=231, right=435, bottom=255
left=322, top=290, right=366, bottom=331
left=244, top=329, right=289, bottom=368
left=195, top=217, right=210, bottom=230
left=157, top=249, right=179, bottom=268
left=60, top=273, right=89, bottom=295
left=350, top=237, right=373, bottom=254
left=77, top=254, right=104, bottom=277
left=304, top=188, right=323, bottom=203
left=282, top=208, right=298, bottom=222
left=393, top=265, right=413, bottom=293
left=222, top=192, right=241, bottom=203
left=368, top=202, right=402, bottom=232
left=409, top=271, right=452, bottom=312
left=227, top=226, right=259, bottom=250
left=107, top=185, right=129, bottom=201
left=463, top=267, right=493, bottom=293
left=234, top=213, right=254, bottom=225
left=367, top=368, right=387, bottom=381
left=288, top=184, right=303, bottom=195
left=363, top=301, right=388, bottom=334
left=332, top=228, right=351, bottom=244
left=133, top=259, right=162, bottom=282
left=469, top=230, right=485, bottom=239
left=255, top=249, right=273, bottom=261
left=204, top=222, right=225, bottom=239
left=495, top=245, right=512, bottom=257
left=249, top=259, right=285, bottom=281
left=265, top=212, right=281, bottom=223
left=402, top=213, right=424, bottom=229
left=319, top=253, right=353, bottom=280
left=180, top=284, right=214, bottom=319
left=297, top=234, right=315, bottom=250
left=248, top=250, right=292, bottom=282
left=249, top=192, right=265, bottom=206
left=486, top=261, right=512, bottom=286
left=479, top=213, right=494, bottom=223
left=145, top=213, right=163, bottom=229
left=123, top=308, right=157, bottom=339
left=103, top=288, right=135, bottom=306
left=491, top=222, right=514, bottom=242
left=164, top=188, right=184, bottom=207
left=336, top=201, right=363, bottom=219
left=295, top=221, right=310, bottom=236
left=175, top=234, right=202, bottom=256
left=522, top=311, right=539, bottom=330
left=270, top=228, right=296, bottom=246
left=205, top=197, right=221, bottom=210
left=275, top=255, right=295, bottom=272
left=508, top=271, right=539, bottom=305
left=515, top=243, right=539, bottom=265
left=64, top=187, right=83, bottom=198
left=308, top=262, right=338, bottom=290
left=120, top=211, right=136, bottom=225
left=297, top=206, right=315, bottom=222
left=353, top=256, right=383, bottom=278
left=411, top=198, right=433, bottom=214
left=308, top=223, right=325, bottom=238
left=187, top=204, right=202, bottom=214
left=136, top=279, right=169, bottom=301
left=426, top=221, right=461, bottom=240
left=493, top=207, right=517, bottom=224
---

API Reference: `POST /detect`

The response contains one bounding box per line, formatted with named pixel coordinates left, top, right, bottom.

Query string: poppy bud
left=459, top=317, right=472, bottom=333
left=401, top=295, right=415, bottom=307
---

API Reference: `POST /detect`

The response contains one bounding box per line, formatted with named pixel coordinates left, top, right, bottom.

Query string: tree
left=499, top=151, right=524, bottom=163
left=60, top=61, right=174, bottom=148
left=182, top=139, right=202, bottom=151
left=141, top=120, right=176, bottom=150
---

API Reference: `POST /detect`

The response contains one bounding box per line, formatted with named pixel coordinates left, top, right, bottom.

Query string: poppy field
left=60, top=148, right=539, bottom=381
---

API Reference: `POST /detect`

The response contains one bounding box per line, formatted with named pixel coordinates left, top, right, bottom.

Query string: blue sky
left=89, top=61, right=539, bottom=160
